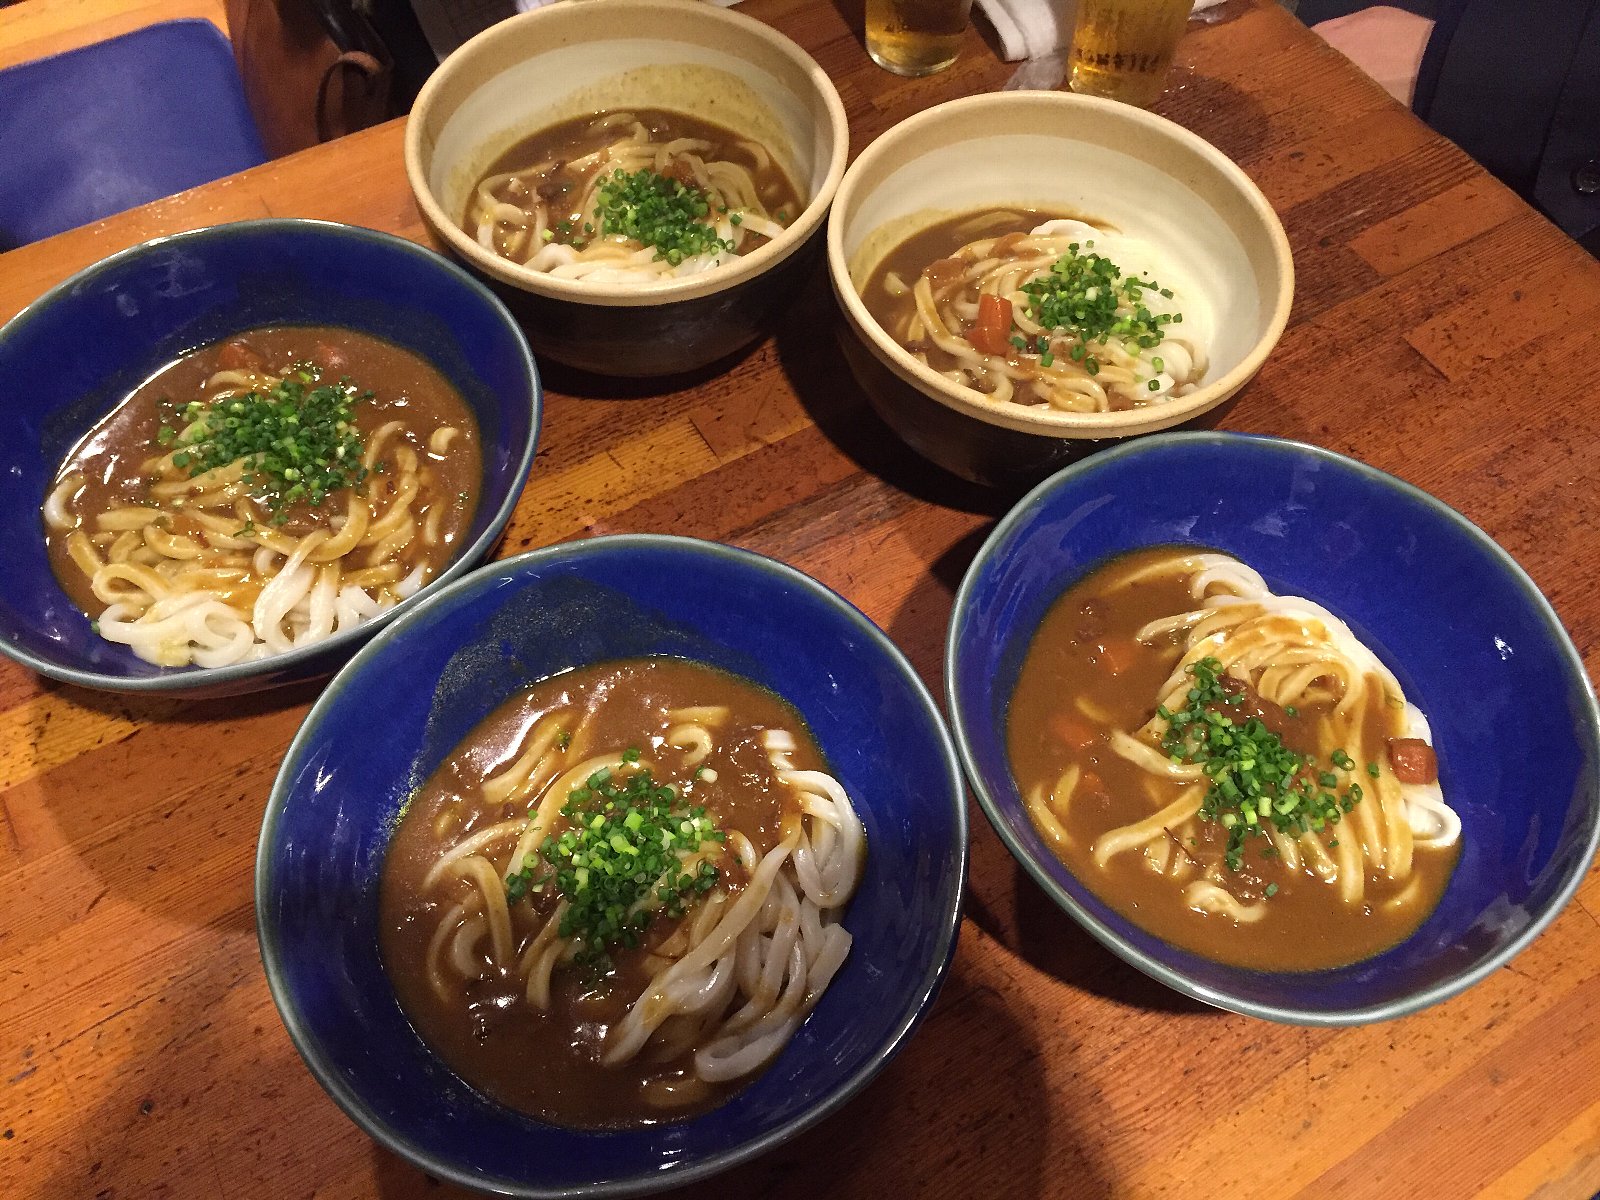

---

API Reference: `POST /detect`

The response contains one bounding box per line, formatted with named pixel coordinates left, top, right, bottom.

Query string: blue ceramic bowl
left=0, top=218, right=540, bottom=697
left=947, top=432, right=1600, bottom=1024
left=258, top=534, right=967, bottom=1196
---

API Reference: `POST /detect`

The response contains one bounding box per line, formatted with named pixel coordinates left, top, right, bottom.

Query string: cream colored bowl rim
left=826, top=91, right=1295, bottom=435
left=404, top=0, right=850, bottom=309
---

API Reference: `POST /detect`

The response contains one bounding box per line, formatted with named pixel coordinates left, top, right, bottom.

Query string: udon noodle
left=43, top=329, right=479, bottom=668
left=466, top=108, right=803, bottom=285
left=864, top=211, right=1207, bottom=412
left=1007, top=547, right=1461, bottom=970
left=380, top=658, right=864, bottom=1126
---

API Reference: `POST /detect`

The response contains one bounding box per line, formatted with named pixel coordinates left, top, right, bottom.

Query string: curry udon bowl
left=946, top=432, right=1600, bottom=1023
left=0, top=219, right=540, bottom=698
left=258, top=533, right=967, bottom=1196
left=828, top=92, right=1294, bottom=485
left=404, top=0, right=848, bottom=378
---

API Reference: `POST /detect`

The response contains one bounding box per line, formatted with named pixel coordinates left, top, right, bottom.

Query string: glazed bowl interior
left=258, top=534, right=967, bottom=1197
left=407, top=0, right=847, bottom=307
left=0, top=219, right=540, bottom=697
left=946, top=432, right=1599, bottom=1023
left=828, top=92, right=1293, bottom=439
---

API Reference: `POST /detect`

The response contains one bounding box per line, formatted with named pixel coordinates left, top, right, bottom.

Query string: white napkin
left=979, top=0, right=1225, bottom=63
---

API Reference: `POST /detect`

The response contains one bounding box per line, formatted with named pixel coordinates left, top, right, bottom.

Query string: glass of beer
left=1068, top=0, right=1192, bottom=107
left=866, top=0, right=977, bottom=77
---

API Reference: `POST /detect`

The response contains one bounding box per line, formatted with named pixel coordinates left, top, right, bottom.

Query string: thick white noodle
left=468, top=115, right=793, bottom=287
left=1088, top=551, right=1460, bottom=916
left=419, top=713, right=864, bottom=1104
left=890, top=217, right=1206, bottom=413
left=54, top=363, right=464, bottom=667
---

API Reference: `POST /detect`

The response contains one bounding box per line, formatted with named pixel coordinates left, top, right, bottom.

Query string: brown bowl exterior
left=475, top=224, right=825, bottom=378
left=838, top=321, right=1102, bottom=486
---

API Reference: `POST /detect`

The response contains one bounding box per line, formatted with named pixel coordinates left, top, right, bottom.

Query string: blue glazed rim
left=0, top=217, right=542, bottom=694
left=944, top=430, right=1600, bottom=1025
left=256, top=533, right=969, bottom=1197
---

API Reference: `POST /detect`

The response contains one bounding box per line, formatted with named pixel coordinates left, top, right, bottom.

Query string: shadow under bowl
left=486, top=233, right=826, bottom=379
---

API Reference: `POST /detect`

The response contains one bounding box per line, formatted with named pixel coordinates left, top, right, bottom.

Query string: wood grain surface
left=0, top=0, right=226, bottom=70
left=3, top=1, right=1599, bottom=1198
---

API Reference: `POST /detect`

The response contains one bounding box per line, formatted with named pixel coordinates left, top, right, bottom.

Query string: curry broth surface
left=1006, top=547, right=1457, bottom=972
left=44, top=327, right=481, bottom=616
left=863, top=208, right=1088, bottom=380
left=380, top=657, right=829, bottom=1128
left=477, top=108, right=804, bottom=255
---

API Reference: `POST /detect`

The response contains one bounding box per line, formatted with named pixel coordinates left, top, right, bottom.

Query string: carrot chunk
left=1387, top=738, right=1439, bottom=785
left=969, top=294, right=1015, bottom=356
left=1096, top=640, right=1135, bottom=677
left=1050, top=713, right=1099, bottom=751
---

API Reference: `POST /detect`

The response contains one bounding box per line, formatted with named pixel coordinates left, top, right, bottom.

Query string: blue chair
left=0, top=19, right=268, bottom=249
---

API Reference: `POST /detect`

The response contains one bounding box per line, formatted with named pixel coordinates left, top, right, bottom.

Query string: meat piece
left=313, top=342, right=349, bottom=376
left=989, top=232, right=1025, bottom=257
left=1076, top=770, right=1110, bottom=814
left=535, top=163, right=568, bottom=200
left=1229, top=683, right=1314, bottom=755
left=1074, top=599, right=1106, bottom=642
left=924, top=257, right=966, bottom=290
left=216, top=340, right=265, bottom=373
left=1387, top=738, right=1439, bottom=785
left=662, top=159, right=698, bottom=188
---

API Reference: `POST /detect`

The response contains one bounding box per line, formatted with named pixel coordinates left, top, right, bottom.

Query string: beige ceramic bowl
left=828, top=92, right=1294, bottom=483
left=406, top=0, right=849, bottom=377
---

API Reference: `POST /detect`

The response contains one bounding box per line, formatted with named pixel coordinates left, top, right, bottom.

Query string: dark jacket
left=1414, top=0, right=1600, bottom=252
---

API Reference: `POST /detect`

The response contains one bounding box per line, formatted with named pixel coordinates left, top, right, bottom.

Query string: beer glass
left=1068, top=0, right=1191, bottom=107
left=866, top=0, right=977, bottom=77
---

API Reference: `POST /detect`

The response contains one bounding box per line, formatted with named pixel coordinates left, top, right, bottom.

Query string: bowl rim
left=0, top=216, right=542, bottom=695
left=256, top=531, right=970, bottom=1197
left=403, top=0, right=851, bottom=310
left=825, top=91, right=1296, bottom=438
left=943, top=430, right=1600, bottom=1025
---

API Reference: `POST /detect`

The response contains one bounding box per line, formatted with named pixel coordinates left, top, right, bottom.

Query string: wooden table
left=0, top=0, right=226, bottom=70
left=3, top=2, right=1600, bottom=1197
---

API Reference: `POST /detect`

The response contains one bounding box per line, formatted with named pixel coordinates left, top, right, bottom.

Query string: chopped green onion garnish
left=592, top=167, right=734, bottom=265
left=161, top=367, right=368, bottom=523
left=1019, top=246, right=1180, bottom=376
left=503, top=754, right=726, bottom=971
left=1159, top=657, right=1368, bottom=871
